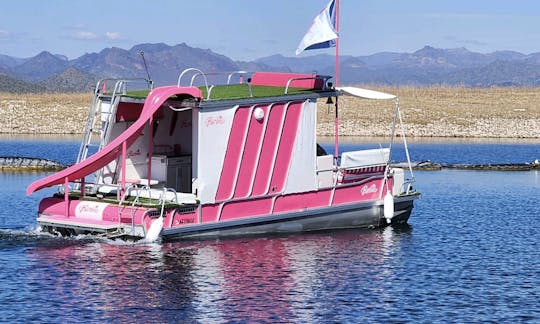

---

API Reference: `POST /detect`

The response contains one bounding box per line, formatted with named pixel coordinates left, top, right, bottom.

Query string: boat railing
left=284, top=75, right=331, bottom=94
left=95, top=78, right=153, bottom=96
left=177, top=68, right=254, bottom=100
left=226, top=71, right=251, bottom=84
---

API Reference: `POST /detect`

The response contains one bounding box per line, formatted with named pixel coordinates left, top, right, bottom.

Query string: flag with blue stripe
left=295, top=0, right=338, bottom=55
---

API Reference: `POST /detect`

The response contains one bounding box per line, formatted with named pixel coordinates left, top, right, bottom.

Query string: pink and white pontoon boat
left=27, top=70, right=419, bottom=241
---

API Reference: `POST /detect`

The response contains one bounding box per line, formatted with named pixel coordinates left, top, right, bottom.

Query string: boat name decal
left=127, top=148, right=141, bottom=158
left=205, top=115, right=225, bottom=127
left=360, top=184, right=378, bottom=195
left=75, top=201, right=108, bottom=220
left=175, top=217, right=195, bottom=225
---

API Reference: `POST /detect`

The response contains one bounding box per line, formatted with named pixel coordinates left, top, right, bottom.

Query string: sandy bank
left=1, top=87, right=539, bottom=138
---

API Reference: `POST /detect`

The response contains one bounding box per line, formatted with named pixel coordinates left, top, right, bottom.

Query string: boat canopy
left=336, top=86, right=396, bottom=100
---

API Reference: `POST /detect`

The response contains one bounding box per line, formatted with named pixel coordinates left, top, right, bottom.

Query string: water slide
left=26, top=86, right=202, bottom=195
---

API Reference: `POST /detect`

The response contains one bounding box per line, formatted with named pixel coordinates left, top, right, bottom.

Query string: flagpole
left=334, top=0, right=340, bottom=160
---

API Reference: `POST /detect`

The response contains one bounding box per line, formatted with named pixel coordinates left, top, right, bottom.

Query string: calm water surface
left=0, top=137, right=539, bottom=322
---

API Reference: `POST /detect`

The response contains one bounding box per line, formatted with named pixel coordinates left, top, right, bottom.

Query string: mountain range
left=2, top=43, right=540, bottom=92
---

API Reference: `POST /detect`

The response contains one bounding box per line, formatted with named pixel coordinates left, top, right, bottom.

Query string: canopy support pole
left=334, top=0, right=340, bottom=161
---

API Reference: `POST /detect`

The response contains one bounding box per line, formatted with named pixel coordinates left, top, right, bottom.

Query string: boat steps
left=38, top=215, right=120, bottom=232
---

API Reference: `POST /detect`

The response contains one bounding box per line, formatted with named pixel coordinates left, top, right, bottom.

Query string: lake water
left=0, top=136, right=539, bottom=322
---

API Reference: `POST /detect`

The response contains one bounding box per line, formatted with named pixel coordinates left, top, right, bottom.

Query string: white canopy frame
left=336, top=86, right=416, bottom=195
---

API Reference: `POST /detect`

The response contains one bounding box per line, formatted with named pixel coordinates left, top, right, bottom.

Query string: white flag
left=295, top=0, right=338, bottom=55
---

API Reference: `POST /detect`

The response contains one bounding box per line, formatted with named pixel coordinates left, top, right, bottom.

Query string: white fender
left=383, top=190, right=394, bottom=224
left=145, top=216, right=164, bottom=242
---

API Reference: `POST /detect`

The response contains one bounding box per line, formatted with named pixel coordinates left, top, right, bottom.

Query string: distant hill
left=3, top=43, right=540, bottom=92
left=11, top=51, right=69, bottom=82
left=0, top=54, right=27, bottom=69
left=0, top=74, right=45, bottom=92
left=39, top=67, right=98, bottom=92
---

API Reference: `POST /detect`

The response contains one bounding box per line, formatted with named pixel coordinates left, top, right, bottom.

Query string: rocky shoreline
left=1, top=87, right=540, bottom=138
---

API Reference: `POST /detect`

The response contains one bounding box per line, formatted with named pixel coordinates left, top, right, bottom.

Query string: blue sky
left=1, top=0, right=540, bottom=60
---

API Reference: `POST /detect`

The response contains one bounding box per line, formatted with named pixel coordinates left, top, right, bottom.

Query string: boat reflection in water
left=25, top=226, right=411, bottom=322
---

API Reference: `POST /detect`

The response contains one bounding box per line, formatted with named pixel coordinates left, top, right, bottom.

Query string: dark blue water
left=0, top=137, right=539, bottom=322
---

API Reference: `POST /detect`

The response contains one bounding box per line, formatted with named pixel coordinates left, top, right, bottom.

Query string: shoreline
left=2, top=133, right=540, bottom=145
left=1, top=87, right=540, bottom=138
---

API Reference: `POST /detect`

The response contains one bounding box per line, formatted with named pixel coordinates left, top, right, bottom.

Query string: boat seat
left=340, top=165, right=386, bottom=183
left=127, top=188, right=198, bottom=204
left=339, top=148, right=389, bottom=183
left=96, top=184, right=198, bottom=205
left=341, top=148, right=389, bottom=168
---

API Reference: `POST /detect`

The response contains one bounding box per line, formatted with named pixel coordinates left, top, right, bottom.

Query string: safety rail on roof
left=95, top=78, right=153, bottom=96
left=176, top=68, right=336, bottom=102
left=177, top=68, right=210, bottom=99
left=284, top=75, right=332, bottom=94
left=177, top=69, right=254, bottom=100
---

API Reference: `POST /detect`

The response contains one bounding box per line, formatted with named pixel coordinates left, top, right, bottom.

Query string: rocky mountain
left=11, top=51, right=69, bottom=82
left=0, top=74, right=45, bottom=92
left=256, top=46, right=540, bottom=86
left=3, top=43, right=540, bottom=92
left=39, top=67, right=98, bottom=92
left=0, top=54, right=27, bottom=69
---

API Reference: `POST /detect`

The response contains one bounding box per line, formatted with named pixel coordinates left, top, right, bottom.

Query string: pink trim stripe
left=215, top=107, right=251, bottom=201
left=220, top=197, right=273, bottom=220
left=273, top=190, right=332, bottom=213
left=268, top=102, right=303, bottom=193
left=251, top=103, right=287, bottom=196
left=332, top=178, right=388, bottom=205
left=201, top=204, right=220, bottom=223
left=234, top=105, right=269, bottom=198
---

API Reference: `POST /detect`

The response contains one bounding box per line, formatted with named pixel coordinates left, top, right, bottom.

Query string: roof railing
left=177, top=68, right=210, bottom=98
left=95, top=78, right=153, bottom=95
left=284, top=75, right=332, bottom=94
left=177, top=69, right=254, bottom=100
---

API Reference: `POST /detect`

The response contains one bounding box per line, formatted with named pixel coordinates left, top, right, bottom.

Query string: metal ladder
left=77, top=79, right=115, bottom=164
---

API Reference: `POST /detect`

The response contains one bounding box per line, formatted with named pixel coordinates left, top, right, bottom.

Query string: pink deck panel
left=38, top=197, right=150, bottom=225
left=201, top=204, right=220, bottom=223
left=269, top=102, right=303, bottom=193
left=332, top=178, right=392, bottom=205
left=220, top=197, right=273, bottom=220
left=250, top=72, right=323, bottom=89
left=169, top=211, right=198, bottom=228
left=215, top=107, right=252, bottom=201
left=233, top=105, right=269, bottom=198
left=273, top=190, right=333, bottom=213
left=251, top=103, right=287, bottom=196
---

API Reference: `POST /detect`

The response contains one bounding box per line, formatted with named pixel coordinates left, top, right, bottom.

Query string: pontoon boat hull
left=160, top=196, right=415, bottom=241
left=36, top=195, right=416, bottom=240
